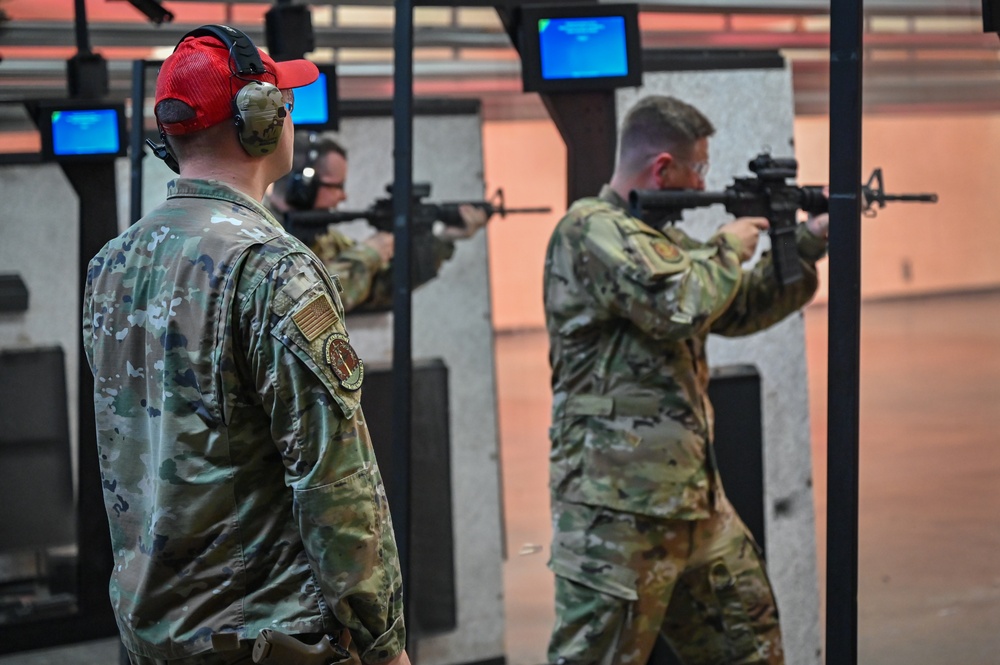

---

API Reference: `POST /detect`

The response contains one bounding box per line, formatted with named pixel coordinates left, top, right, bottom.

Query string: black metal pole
left=826, top=1, right=864, bottom=664
left=391, top=0, right=415, bottom=650
left=73, top=0, right=92, bottom=54
left=129, top=60, right=147, bottom=225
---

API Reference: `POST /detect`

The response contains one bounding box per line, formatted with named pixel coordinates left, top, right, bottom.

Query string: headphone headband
left=178, top=25, right=266, bottom=77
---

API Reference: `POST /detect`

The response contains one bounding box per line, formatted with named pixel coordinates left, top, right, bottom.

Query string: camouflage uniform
left=82, top=180, right=404, bottom=664
left=543, top=185, right=827, bottom=665
left=310, top=226, right=392, bottom=312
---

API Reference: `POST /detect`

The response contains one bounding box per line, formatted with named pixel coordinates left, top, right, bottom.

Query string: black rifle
left=628, top=153, right=938, bottom=287
left=283, top=182, right=551, bottom=247
left=282, top=183, right=550, bottom=291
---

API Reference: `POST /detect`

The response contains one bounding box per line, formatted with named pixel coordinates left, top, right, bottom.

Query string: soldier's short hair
left=313, top=136, right=348, bottom=163
left=155, top=99, right=196, bottom=125
left=272, top=133, right=350, bottom=200
left=154, top=99, right=229, bottom=162
left=618, top=96, right=715, bottom=172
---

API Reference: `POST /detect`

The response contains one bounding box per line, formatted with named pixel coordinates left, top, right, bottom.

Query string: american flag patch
left=292, top=294, right=338, bottom=342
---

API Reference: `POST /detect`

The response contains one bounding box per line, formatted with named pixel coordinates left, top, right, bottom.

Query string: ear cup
left=285, top=169, right=318, bottom=209
left=283, top=143, right=319, bottom=209
left=233, top=81, right=286, bottom=157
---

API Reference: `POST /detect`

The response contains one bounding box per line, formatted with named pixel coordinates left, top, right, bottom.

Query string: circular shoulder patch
left=323, top=332, right=364, bottom=391
left=650, top=238, right=683, bottom=263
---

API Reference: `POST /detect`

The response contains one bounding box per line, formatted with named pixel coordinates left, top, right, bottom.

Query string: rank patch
left=323, top=332, right=364, bottom=391
left=292, top=294, right=338, bottom=342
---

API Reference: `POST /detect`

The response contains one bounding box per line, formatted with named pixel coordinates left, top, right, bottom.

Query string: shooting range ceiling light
left=125, top=0, right=174, bottom=25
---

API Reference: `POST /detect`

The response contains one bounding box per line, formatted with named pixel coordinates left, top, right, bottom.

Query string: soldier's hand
left=364, top=231, right=395, bottom=267
left=806, top=212, right=829, bottom=240
left=436, top=204, right=488, bottom=240
left=719, top=217, right=769, bottom=262
left=805, top=185, right=830, bottom=240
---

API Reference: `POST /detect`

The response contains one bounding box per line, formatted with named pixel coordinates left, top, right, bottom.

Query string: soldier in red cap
left=82, top=25, right=410, bottom=665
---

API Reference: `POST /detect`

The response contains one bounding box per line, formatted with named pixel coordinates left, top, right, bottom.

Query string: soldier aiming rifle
left=629, top=152, right=938, bottom=286
left=281, top=183, right=550, bottom=299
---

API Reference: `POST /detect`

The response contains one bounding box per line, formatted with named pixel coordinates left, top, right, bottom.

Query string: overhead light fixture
left=125, top=0, right=175, bottom=25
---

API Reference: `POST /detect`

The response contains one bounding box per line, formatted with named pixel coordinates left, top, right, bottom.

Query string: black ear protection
left=147, top=24, right=287, bottom=174
left=285, top=134, right=321, bottom=210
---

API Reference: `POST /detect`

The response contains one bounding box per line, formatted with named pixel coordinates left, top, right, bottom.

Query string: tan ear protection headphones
left=148, top=24, right=287, bottom=173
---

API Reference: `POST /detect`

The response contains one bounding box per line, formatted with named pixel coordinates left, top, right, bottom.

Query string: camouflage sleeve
left=339, top=235, right=456, bottom=314
left=709, top=222, right=826, bottom=337
left=82, top=256, right=98, bottom=372
left=240, top=253, right=405, bottom=664
left=557, top=208, right=746, bottom=340
left=311, top=228, right=386, bottom=312
left=431, top=236, right=456, bottom=276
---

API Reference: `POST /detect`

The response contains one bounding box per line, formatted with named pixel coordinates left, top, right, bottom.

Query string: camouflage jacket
left=82, top=180, right=405, bottom=662
left=310, top=227, right=391, bottom=311
left=310, top=227, right=456, bottom=313
left=543, top=185, right=827, bottom=520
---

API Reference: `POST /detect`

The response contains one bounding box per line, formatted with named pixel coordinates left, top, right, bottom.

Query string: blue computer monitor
left=520, top=3, right=642, bottom=93
left=38, top=101, right=127, bottom=161
left=291, top=64, right=339, bottom=131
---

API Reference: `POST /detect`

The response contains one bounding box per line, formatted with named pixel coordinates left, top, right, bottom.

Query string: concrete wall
left=300, top=110, right=507, bottom=665
left=617, top=67, right=823, bottom=665
left=0, top=163, right=82, bottom=482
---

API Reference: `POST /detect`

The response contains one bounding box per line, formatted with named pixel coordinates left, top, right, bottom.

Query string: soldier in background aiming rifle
left=266, top=134, right=488, bottom=312
left=542, top=94, right=829, bottom=665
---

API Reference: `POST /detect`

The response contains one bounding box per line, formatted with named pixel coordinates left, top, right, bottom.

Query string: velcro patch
left=292, top=294, right=338, bottom=342
left=323, top=332, right=364, bottom=391
left=650, top=239, right=682, bottom=263
left=627, top=231, right=691, bottom=278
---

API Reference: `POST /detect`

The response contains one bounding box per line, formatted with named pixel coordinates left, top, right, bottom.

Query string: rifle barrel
left=883, top=193, right=938, bottom=203
left=500, top=207, right=552, bottom=215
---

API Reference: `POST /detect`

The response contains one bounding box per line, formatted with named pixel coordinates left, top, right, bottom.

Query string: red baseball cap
left=155, top=31, right=319, bottom=136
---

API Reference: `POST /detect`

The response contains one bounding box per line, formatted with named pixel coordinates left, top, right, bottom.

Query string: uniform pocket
left=549, top=547, right=639, bottom=601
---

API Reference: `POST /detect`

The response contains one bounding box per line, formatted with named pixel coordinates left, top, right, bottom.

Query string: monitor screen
left=291, top=65, right=339, bottom=131
left=520, top=3, right=642, bottom=93
left=539, top=16, right=629, bottom=81
left=50, top=108, right=121, bottom=156
left=38, top=100, right=127, bottom=161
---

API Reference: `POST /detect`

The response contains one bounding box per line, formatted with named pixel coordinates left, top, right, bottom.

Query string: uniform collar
left=167, top=179, right=279, bottom=226
left=598, top=184, right=631, bottom=213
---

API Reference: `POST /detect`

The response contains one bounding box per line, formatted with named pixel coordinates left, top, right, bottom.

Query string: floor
left=495, top=290, right=1000, bottom=665
left=3, top=291, right=999, bottom=665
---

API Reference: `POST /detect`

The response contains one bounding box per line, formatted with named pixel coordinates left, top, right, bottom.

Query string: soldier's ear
left=652, top=152, right=674, bottom=188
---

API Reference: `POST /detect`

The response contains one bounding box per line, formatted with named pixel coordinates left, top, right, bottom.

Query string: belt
left=564, top=394, right=661, bottom=418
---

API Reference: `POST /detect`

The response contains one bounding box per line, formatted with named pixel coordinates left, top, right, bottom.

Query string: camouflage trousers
left=546, top=496, right=783, bottom=665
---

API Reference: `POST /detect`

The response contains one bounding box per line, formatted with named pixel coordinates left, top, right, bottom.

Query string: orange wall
left=484, top=111, right=1000, bottom=330
left=795, top=113, right=1000, bottom=305
left=482, top=119, right=565, bottom=332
